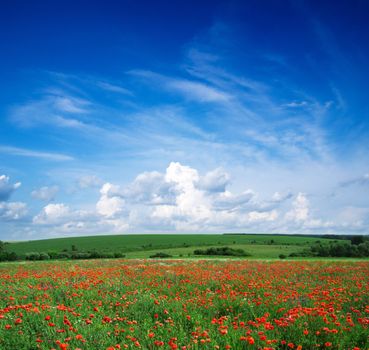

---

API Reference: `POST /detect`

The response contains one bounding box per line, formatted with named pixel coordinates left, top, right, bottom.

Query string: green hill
left=5, top=233, right=342, bottom=259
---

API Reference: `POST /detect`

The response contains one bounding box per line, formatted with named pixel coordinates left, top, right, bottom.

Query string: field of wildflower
left=0, top=260, right=368, bottom=350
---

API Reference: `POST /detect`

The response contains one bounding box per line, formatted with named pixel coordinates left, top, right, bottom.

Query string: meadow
left=0, top=259, right=368, bottom=350
left=6, top=234, right=343, bottom=259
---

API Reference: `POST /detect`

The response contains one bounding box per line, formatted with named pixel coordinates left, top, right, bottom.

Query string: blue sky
left=1, top=0, right=369, bottom=240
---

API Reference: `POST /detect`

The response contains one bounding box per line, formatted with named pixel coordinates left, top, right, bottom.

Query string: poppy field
left=0, top=260, right=368, bottom=350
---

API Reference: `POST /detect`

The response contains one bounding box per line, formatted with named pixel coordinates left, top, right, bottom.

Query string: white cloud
left=96, top=195, right=125, bottom=218
left=54, top=96, right=89, bottom=114
left=123, top=171, right=176, bottom=205
left=212, top=190, right=255, bottom=211
left=78, top=175, right=102, bottom=189
left=31, top=186, right=59, bottom=201
left=0, top=202, right=27, bottom=220
left=32, top=201, right=128, bottom=235
left=129, top=70, right=230, bottom=103
left=89, top=163, right=291, bottom=232
left=96, top=81, right=132, bottom=95
left=99, top=182, right=122, bottom=197
left=161, top=162, right=211, bottom=222
left=0, top=146, right=74, bottom=161
left=96, top=183, right=125, bottom=218
left=165, top=162, right=199, bottom=189
left=197, top=168, right=230, bottom=193
left=283, top=193, right=335, bottom=231
left=18, top=162, right=368, bottom=237
left=0, top=175, right=21, bottom=201
left=248, top=210, right=278, bottom=222
left=283, top=101, right=308, bottom=108
left=285, top=192, right=309, bottom=222
left=33, top=203, right=71, bottom=225
left=167, top=79, right=230, bottom=103
left=145, top=163, right=279, bottom=231
left=271, top=191, right=293, bottom=203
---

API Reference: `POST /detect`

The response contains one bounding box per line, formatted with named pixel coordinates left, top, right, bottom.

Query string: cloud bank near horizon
left=1, top=161, right=368, bottom=240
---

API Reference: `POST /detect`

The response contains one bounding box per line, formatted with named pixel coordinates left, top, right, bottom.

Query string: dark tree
left=351, top=236, right=364, bottom=245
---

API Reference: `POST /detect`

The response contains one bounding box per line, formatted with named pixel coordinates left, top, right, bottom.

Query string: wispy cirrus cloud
left=129, top=69, right=231, bottom=103
left=96, top=81, right=133, bottom=96
left=54, top=96, right=90, bottom=114
left=127, top=41, right=335, bottom=166
left=167, top=79, right=231, bottom=102
left=0, top=146, right=74, bottom=161
left=9, top=92, right=90, bottom=129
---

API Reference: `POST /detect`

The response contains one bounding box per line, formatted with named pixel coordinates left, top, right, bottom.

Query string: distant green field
left=123, top=243, right=304, bottom=259
left=6, top=234, right=344, bottom=259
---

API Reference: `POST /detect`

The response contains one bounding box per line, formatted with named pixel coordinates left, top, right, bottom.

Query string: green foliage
left=149, top=252, right=173, bottom=258
left=289, top=250, right=313, bottom=257
left=279, top=254, right=287, bottom=259
left=20, top=250, right=126, bottom=261
left=0, top=251, right=17, bottom=261
left=39, top=252, right=50, bottom=260
left=193, top=246, right=250, bottom=257
left=310, top=241, right=369, bottom=257
left=25, top=252, right=41, bottom=261
left=350, top=235, right=366, bottom=245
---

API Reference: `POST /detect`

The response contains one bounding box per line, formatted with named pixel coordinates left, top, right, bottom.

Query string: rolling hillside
left=6, top=234, right=343, bottom=259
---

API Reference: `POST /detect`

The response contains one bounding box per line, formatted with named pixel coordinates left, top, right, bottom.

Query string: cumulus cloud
left=92, top=162, right=286, bottom=232
left=31, top=186, right=59, bottom=201
left=0, top=202, right=28, bottom=220
left=0, top=175, right=21, bottom=201
left=26, top=162, right=358, bottom=236
left=212, top=190, right=255, bottom=210
left=96, top=183, right=125, bottom=218
left=283, top=193, right=334, bottom=231
left=285, top=192, right=309, bottom=222
left=33, top=203, right=71, bottom=225
left=197, top=168, right=230, bottom=193
left=0, top=175, right=27, bottom=221
left=248, top=210, right=278, bottom=222
left=158, top=162, right=212, bottom=224
left=33, top=201, right=128, bottom=235
left=123, top=171, right=176, bottom=205
left=271, top=191, right=293, bottom=203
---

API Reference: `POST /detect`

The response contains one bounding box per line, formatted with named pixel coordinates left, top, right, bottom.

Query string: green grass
left=123, top=243, right=304, bottom=259
left=5, top=233, right=345, bottom=259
